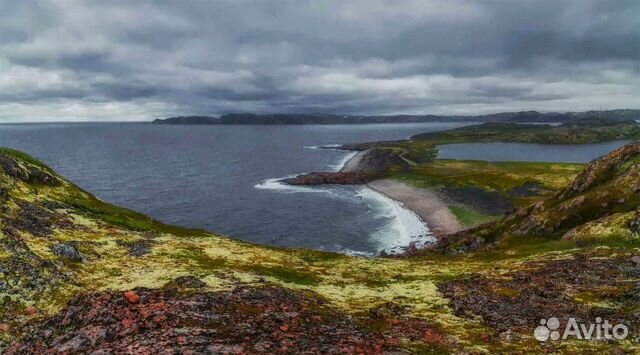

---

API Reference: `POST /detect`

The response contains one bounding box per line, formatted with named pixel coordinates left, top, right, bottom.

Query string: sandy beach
left=339, top=150, right=367, bottom=173
left=367, top=179, right=465, bottom=237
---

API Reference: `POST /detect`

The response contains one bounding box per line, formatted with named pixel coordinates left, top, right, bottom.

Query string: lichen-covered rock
left=6, top=285, right=398, bottom=355
left=439, top=253, right=640, bottom=334
left=164, top=276, right=207, bottom=290
left=51, top=244, right=82, bottom=262
left=0, top=153, right=60, bottom=186
left=116, top=239, right=155, bottom=256
left=630, top=208, right=640, bottom=235
left=558, top=143, right=640, bottom=200
left=10, top=201, right=55, bottom=237
left=8, top=200, right=74, bottom=237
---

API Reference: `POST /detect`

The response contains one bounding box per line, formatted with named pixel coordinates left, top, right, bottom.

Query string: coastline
left=336, top=149, right=444, bottom=252
left=339, top=149, right=366, bottom=173
left=336, top=148, right=465, bottom=239
left=337, top=148, right=465, bottom=238
left=367, top=179, right=465, bottom=237
left=273, top=146, right=463, bottom=251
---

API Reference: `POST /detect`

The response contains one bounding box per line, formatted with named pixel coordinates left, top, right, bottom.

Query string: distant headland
left=152, top=109, right=639, bottom=125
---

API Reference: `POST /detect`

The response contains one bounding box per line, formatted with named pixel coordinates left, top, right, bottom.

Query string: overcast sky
left=0, top=0, right=638, bottom=121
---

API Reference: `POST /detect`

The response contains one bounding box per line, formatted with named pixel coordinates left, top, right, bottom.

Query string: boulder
left=51, top=243, right=82, bottom=262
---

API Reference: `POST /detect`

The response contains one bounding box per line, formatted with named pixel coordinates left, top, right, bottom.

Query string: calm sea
left=0, top=122, right=468, bottom=255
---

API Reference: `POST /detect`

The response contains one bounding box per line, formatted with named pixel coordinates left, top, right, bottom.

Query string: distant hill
left=153, top=109, right=640, bottom=125
left=152, top=116, right=220, bottom=125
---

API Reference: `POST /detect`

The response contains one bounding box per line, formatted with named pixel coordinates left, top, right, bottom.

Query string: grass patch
left=248, top=265, right=320, bottom=286
left=449, top=205, right=500, bottom=227
left=396, top=160, right=583, bottom=196
left=64, top=191, right=207, bottom=237
left=0, top=148, right=53, bottom=172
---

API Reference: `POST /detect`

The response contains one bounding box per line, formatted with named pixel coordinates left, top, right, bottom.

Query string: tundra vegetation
left=344, top=120, right=640, bottom=227
left=1, top=119, right=640, bottom=353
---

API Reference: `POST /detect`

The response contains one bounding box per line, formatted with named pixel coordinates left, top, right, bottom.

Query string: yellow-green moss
left=2, top=148, right=640, bottom=354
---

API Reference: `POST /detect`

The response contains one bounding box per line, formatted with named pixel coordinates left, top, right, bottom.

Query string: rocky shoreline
left=284, top=146, right=467, bottom=241
left=284, top=148, right=409, bottom=186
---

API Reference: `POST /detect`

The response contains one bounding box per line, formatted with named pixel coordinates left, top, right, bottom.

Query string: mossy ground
left=1, top=143, right=639, bottom=353
left=348, top=122, right=640, bottom=228
left=394, top=159, right=584, bottom=209
left=448, top=206, right=500, bottom=227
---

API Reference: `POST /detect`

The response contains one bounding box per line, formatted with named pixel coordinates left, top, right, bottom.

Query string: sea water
left=0, top=121, right=469, bottom=255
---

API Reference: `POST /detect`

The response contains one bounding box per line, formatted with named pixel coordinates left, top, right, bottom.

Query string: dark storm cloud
left=0, top=0, right=638, bottom=121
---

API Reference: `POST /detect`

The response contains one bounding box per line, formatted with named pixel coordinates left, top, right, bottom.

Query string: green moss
left=0, top=148, right=53, bottom=172
left=160, top=248, right=229, bottom=270
left=297, top=249, right=348, bottom=263
left=493, top=286, right=520, bottom=298
left=574, top=234, right=640, bottom=249
left=394, top=160, right=582, bottom=201
left=64, top=192, right=207, bottom=237
left=465, top=236, right=580, bottom=262
left=449, top=205, right=501, bottom=227
left=247, top=265, right=320, bottom=285
left=572, top=288, right=626, bottom=308
left=2, top=145, right=640, bottom=353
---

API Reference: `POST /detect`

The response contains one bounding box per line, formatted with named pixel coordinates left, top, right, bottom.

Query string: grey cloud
left=0, top=0, right=638, bottom=121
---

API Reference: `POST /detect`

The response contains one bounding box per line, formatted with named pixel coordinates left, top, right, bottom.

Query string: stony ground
left=7, top=275, right=457, bottom=354
left=440, top=250, right=640, bottom=333
left=1, top=140, right=640, bottom=354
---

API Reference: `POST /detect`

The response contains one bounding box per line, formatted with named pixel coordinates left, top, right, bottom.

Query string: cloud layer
left=1, top=0, right=638, bottom=121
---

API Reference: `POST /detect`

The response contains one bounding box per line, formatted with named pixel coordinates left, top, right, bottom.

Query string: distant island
left=153, top=109, right=640, bottom=125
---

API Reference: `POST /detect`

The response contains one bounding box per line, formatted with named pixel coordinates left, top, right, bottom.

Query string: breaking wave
left=357, top=187, right=435, bottom=255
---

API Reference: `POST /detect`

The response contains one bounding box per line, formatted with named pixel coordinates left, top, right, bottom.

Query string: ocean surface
left=0, top=122, right=470, bottom=256
left=437, top=140, right=632, bottom=163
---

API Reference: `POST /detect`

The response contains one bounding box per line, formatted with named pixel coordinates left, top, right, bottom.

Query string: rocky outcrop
left=8, top=200, right=74, bottom=238
left=558, top=143, right=640, bottom=200
left=0, top=151, right=59, bottom=186
left=285, top=148, right=409, bottom=186
left=439, top=252, right=639, bottom=335
left=51, top=244, right=83, bottom=262
left=284, top=172, right=374, bottom=185
left=7, top=283, right=401, bottom=354
left=116, top=239, right=155, bottom=257
left=512, top=143, right=640, bottom=237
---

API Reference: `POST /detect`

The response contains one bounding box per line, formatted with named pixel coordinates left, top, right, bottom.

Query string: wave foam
left=358, top=187, right=435, bottom=255
left=254, top=175, right=328, bottom=194
left=329, top=151, right=358, bottom=172
left=334, top=247, right=375, bottom=257
left=303, top=144, right=342, bottom=150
